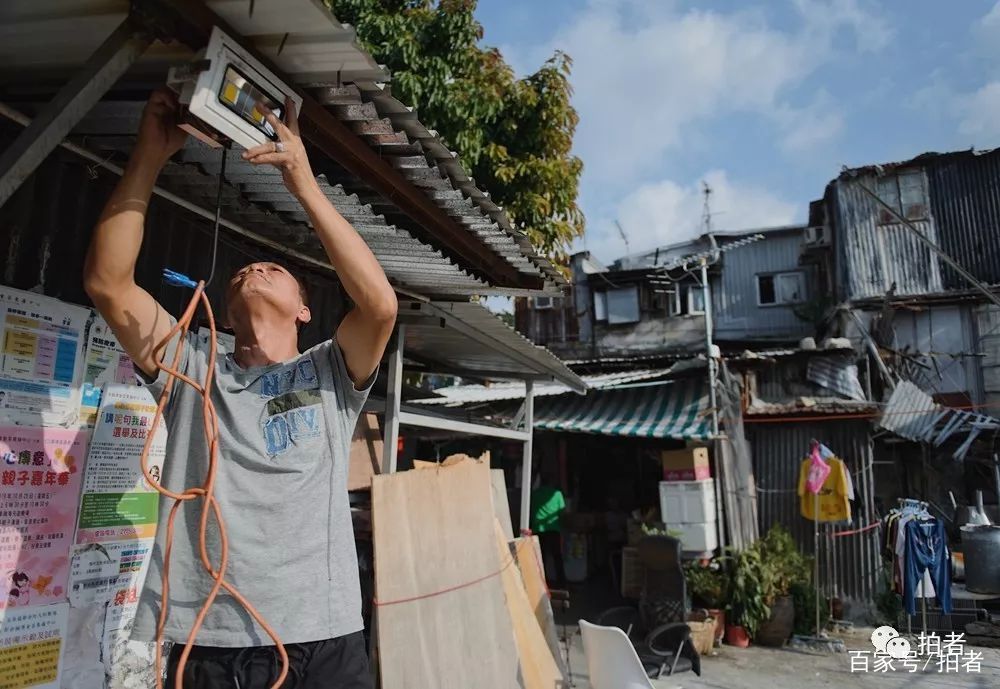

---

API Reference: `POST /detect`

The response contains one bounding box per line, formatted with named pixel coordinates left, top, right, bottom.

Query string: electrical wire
left=139, top=275, right=289, bottom=689
left=205, top=146, right=228, bottom=287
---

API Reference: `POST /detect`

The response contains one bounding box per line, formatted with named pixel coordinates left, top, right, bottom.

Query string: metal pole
left=701, top=259, right=719, bottom=437
left=814, top=490, right=821, bottom=637
left=994, top=455, right=1000, bottom=517
left=0, top=19, right=150, bottom=207
left=519, top=379, right=535, bottom=532
left=382, top=325, right=405, bottom=473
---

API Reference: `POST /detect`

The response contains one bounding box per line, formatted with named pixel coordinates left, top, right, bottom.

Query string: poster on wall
left=0, top=602, right=69, bottom=689
left=74, top=385, right=164, bottom=546
left=0, top=287, right=88, bottom=427
left=101, top=566, right=158, bottom=689
left=79, top=317, right=136, bottom=427
left=67, top=540, right=153, bottom=608
left=0, top=427, right=86, bottom=611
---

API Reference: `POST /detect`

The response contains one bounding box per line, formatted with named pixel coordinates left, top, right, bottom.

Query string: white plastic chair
left=580, top=619, right=655, bottom=689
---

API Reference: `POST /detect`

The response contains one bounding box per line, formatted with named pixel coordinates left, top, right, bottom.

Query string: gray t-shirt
left=131, top=328, right=372, bottom=647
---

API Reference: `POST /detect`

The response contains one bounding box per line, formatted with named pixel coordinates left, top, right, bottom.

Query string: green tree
left=328, top=0, right=584, bottom=265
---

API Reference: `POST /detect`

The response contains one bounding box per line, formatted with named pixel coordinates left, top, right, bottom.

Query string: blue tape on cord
left=162, top=269, right=198, bottom=289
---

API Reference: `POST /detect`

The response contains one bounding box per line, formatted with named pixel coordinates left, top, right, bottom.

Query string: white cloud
left=508, top=0, right=889, bottom=190
left=586, top=170, right=799, bottom=262
left=774, top=93, right=846, bottom=153
left=973, top=1, right=1000, bottom=56
left=957, top=81, right=1000, bottom=141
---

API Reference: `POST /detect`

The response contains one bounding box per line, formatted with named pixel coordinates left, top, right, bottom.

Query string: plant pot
left=724, top=623, right=750, bottom=648
left=755, top=595, right=794, bottom=647
left=708, top=608, right=726, bottom=645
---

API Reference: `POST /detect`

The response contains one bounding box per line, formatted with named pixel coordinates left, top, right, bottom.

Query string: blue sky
left=475, top=0, right=1000, bottom=265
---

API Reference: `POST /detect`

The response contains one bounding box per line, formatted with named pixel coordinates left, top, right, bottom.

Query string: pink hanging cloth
left=804, top=441, right=831, bottom=495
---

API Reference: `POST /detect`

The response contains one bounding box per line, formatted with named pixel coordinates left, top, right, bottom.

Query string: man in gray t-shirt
left=84, top=88, right=397, bottom=688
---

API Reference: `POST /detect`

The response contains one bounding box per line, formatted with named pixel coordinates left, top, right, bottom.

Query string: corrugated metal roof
left=399, top=300, right=586, bottom=393
left=414, top=369, right=672, bottom=406
left=531, top=381, right=710, bottom=439
left=60, top=109, right=490, bottom=295
left=876, top=380, right=1000, bottom=460
left=0, top=0, right=388, bottom=82
left=0, top=0, right=564, bottom=298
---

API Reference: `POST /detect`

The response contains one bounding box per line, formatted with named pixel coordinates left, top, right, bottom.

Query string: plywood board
left=495, top=523, right=565, bottom=689
left=372, top=461, right=520, bottom=689
left=348, top=412, right=383, bottom=490
left=492, top=469, right=515, bottom=541
left=513, top=536, right=568, bottom=678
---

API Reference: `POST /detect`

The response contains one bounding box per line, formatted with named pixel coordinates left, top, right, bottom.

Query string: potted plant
left=684, top=559, right=728, bottom=644
left=721, top=547, right=773, bottom=647
left=753, top=526, right=811, bottom=647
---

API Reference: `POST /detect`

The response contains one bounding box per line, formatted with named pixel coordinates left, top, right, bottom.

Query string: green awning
left=533, top=381, right=711, bottom=439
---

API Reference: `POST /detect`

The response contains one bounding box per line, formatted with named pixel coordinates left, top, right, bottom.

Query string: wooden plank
left=372, top=461, right=520, bottom=689
left=495, top=522, right=565, bottom=689
left=348, top=413, right=383, bottom=491
left=492, top=470, right=515, bottom=541
left=513, top=536, right=568, bottom=678
left=411, top=459, right=512, bottom=539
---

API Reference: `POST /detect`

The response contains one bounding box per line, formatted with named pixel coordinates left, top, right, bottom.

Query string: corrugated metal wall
left=0, top=148, right=348, bottom=347
left=835, top=172, right=943, bottom=300
left=927, top=150, right=1000, bottom=290
left=749, top=420, right=880, bottom=608
left=714, top=231, right=814, bottom=341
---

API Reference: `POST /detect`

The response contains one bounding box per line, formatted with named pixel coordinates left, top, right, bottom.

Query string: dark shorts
left=166, top=632, right=372, bottom=689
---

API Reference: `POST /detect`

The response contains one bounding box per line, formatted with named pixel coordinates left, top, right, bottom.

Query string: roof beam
left=397, top=410, right=529, bottom=442
left=134, top=0, right=542, bottom=291
left=0, top=18, right=149, bottom=207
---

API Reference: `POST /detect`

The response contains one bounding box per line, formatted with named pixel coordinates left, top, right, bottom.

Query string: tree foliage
left=328, top=0, right=585, bottom=264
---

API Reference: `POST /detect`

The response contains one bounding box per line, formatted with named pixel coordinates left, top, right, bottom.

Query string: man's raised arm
left=84, top=88, right=189, bottom=378
left=242, top=99, right=397, bottom=388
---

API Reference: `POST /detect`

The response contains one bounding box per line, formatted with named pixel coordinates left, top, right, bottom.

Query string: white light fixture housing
left=168, top=26, right=303, bottom=150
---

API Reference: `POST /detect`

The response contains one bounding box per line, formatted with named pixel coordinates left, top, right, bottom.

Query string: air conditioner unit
left=804, top=225, right=831, bottom=246
left=533, top=296, right=553, bottom=309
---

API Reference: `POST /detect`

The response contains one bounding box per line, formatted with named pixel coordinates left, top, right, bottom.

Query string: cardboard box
left=659, top=479, right=717, bottom=524
left=661, top=447, right=710, bottom=481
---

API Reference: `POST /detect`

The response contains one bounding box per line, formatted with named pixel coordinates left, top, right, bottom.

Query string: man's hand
left=134, top=88, right=188, bottom=169
left=242, top=98, right=319, bottom=200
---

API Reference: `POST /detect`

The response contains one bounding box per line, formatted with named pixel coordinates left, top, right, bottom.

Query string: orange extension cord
left=136, top=279, right=289, bottom=689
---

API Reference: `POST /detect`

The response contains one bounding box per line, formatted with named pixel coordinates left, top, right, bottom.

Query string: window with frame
left=686, top=285, right=706, bottom=315
left=594, top=291, right=607, bottom=321
left=757, top=272, right=806, bottom=306
left=607, top=286, right=640, bottom=324
left=875, top=170, right=928, bottom=224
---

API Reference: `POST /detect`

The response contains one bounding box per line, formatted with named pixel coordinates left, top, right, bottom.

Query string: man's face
left=226, top=262, right=309, bottom=328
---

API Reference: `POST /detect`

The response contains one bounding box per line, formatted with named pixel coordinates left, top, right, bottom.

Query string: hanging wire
left=205, top=146, right=228, bottom=287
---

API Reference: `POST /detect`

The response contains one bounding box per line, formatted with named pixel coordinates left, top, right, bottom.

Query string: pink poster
left=0, top=427, right=86, bottom=610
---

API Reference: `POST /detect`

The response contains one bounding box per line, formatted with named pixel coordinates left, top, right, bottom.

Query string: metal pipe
left=382, top=326, right=405, bottom=473
left=701, top=259, right=719, bottom=437
left=519, top=379, right=535, bottom=532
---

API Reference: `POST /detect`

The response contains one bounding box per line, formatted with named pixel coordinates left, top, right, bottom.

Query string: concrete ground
left=562, top=624, right=1000, bottom=689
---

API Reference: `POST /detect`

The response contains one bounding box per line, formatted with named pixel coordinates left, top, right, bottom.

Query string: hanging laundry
left=798, top=454, right=852, bottom=521
left=880, top=500, right=946, bottom=605
left=804, top=445, right=831, bottom=495
left=903, top=518, right=951, bottom=615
